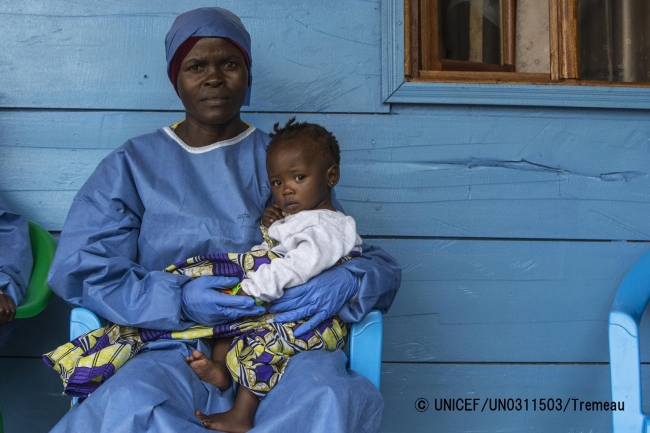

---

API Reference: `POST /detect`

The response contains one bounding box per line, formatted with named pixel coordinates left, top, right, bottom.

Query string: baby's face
left=266, top=139, right=337, bottom=215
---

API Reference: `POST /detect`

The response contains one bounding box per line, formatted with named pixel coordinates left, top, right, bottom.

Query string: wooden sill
left=438, top=59, right=515, bottom=73
left=412, top=70, right=650, bottom=87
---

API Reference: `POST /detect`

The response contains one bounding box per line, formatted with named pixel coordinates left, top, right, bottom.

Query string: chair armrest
left=611, top=250, right=650, bottom=322
left=70, top=307, right=102, bottom=340
left=349, top=310, right=382, bottom=389
left=609, top=311, right=646, bottom=432
left=609, top=249, right=650, bottom=432
left=69, top=307, right=102, bottom=407
left=15, top=222, right=56, bottom=319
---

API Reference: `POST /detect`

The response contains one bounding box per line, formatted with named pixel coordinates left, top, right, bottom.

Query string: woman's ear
left=326, top=164, right=340, bottom=188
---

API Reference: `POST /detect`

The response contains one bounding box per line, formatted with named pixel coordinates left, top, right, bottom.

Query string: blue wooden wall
left=1, top=1, right=650, bottom=432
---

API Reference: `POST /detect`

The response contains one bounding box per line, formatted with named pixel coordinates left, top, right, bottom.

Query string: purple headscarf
left=165, top=7, right=252, bottom=105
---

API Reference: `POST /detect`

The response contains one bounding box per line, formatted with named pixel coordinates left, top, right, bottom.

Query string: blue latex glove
left=181, top=276, right=265, bottom=325
left=268, top=266, right=359, bottom=336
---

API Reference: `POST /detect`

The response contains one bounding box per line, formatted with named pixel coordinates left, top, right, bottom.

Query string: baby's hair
left=268, top=117, right=340, bottom=166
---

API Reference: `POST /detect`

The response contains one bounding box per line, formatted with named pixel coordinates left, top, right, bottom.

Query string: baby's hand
left=262, top=204, right=286, bottom=228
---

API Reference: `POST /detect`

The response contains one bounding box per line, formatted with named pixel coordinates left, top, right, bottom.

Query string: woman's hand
left=0, top=293, right=16, bottom=324
left=262, top=204, right=285, bottom=228
left=181, top=276, right=265, bottom=325
left=268, top=266, right=358, bottom=336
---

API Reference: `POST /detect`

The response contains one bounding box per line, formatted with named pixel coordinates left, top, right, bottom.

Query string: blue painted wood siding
left=1, top=1, right=649, bottom=432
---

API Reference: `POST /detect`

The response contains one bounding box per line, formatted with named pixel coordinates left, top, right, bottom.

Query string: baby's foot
left=185, top=349, right=231, bottom=390
left=195, top=409, right=254, bottom=433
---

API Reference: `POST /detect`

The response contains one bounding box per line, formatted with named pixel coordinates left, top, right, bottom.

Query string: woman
left=47, top=7, right=400, bottom=432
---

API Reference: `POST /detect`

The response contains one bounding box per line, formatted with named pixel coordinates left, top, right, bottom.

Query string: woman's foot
left=185, top=349, right=231, bottom=390
left=195, top=409, right=254, bottom=433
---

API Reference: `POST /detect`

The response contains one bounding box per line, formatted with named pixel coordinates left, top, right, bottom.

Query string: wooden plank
left=502, top=0, right=516, bottom=67
left=0, top=295, right=71, bottom=358
left=549, top=0, right=561, bottom=80
left=382, top=0, right=406, bottom=98
left=0, top=191, right=76, bottom=232
left=0, top=358, right=70, bottom=432
left=370, top=239, right=650, bottom=363
left=418, top=69, right=548, bottom=82
left=5, top=237, right=649, bottom=363
left=559, top=0, right=579, bottom=79
left=6, top=156, right=650, bottom=239
left=380, top=363, right=650, bottom=432
left=3, top=109, right=650, bottom=238
left=0, top=0, right=387, bottom=113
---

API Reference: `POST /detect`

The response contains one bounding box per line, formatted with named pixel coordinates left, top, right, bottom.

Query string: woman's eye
left=188, top=65, right=201, bottom=71
left=295, top=175, right=305, bottom=181
left=224, top=61, right=236, bottom=69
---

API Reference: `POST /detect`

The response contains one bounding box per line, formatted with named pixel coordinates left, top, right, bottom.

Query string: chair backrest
left=348, top=310, right=383, bottom=389
left=609, top=249, right=650, bottom=432
left=15, top=222, right=56, bottom=319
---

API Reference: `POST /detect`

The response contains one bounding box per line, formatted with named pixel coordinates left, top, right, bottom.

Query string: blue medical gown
left=47, top=125, right=400, bottom=432
left=0, top=196, right=32, bottom=307
left=0, top=197, right=33, bottom=344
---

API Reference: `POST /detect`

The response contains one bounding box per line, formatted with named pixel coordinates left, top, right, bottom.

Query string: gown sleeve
left=47, top=148, right=191, bottom=330
left=0, top=197, right=33, bottom=306
left=335, top=242, right=401, bottom=322
left=331, top=194, right=402, bottom=322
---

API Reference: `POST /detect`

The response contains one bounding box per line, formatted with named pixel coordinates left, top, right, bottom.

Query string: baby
left=185, top=118, right=362, bottom=432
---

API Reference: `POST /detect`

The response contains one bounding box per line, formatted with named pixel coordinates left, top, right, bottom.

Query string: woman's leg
left=254, top=350, right=384, bottom=433
left=49, top=340, right=237, bottom=433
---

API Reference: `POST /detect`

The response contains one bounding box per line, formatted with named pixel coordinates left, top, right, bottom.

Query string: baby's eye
left=294, top=175, right=305, bottom=182
left=271, top=180, right=282, bottom=187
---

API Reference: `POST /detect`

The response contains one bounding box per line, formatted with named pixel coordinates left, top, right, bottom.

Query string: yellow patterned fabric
left=44, top=245, right=357, bottom=399
left=224, top=313, right=347, bottom=397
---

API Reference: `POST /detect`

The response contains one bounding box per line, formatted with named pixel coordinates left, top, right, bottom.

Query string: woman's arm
left=267, top=193, right=401, bottom=334
left=0, top=197, right=33, bottom=310
left=48, top=149, right=262, bottom=329
left=48, top=165, right=190, bottom=329
left=267, top=242, right=401, bottom=335
left=337, top=241, right=401, bottom=321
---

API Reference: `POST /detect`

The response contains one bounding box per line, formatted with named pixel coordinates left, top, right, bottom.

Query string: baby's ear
left=326, top=164, right=340, bottom=187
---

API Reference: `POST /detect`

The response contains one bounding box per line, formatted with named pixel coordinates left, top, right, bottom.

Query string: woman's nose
left=204, top=66, right=224, bottom=86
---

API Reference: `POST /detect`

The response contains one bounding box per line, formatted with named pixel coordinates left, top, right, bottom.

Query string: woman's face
left=176, top=38, right=249, bottom=129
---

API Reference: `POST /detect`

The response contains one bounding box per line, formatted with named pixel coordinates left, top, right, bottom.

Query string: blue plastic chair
left=349, top=310, right=383, bottom=389
left=69, top=308, right=382, bottom=405
left=609, top=250, right=650, bottom=432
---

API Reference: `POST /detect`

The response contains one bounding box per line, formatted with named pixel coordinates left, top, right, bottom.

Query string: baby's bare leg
left=196, top=386, right=260, bottom=433
left=185, top=338, right=232, bottom=390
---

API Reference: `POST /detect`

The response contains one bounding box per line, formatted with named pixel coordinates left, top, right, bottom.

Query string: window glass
left=439, top=0, right=502, bottom=64
left=579, top=0, right=650, bottom=82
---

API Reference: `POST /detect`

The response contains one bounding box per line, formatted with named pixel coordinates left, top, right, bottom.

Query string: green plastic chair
left=15, top=222, right=56, bottom=318
left=0, top=221, right=56, bottom=433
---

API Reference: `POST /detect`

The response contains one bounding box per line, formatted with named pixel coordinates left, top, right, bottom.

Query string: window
left=406, top=0, right=650, bottom=86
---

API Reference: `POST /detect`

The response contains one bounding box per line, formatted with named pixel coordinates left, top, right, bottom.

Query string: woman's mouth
left=202, top=95, right=229, bottom=106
